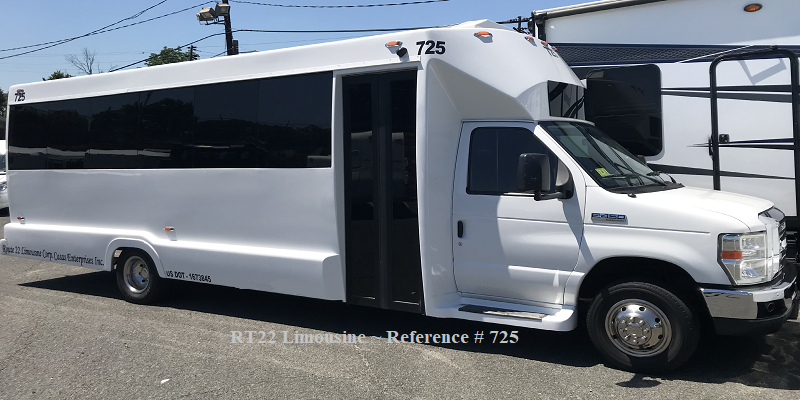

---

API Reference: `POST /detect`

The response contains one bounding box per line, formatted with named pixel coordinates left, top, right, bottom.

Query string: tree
left=0, top=88, right=6, bottom=117
left=66, top=47, right=98, bottom=75
left=145, top=46, right=199, bottom=67
left=43, top=70, right=74, bottom=81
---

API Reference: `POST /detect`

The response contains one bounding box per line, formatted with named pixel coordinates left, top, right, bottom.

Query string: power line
left=0, top=1, right=170, bottom=53
left=231, top=0, right=449, bottom=8
left=0, top=1, right=214, bottom=61
left=110, top=30, right=228, bottom=72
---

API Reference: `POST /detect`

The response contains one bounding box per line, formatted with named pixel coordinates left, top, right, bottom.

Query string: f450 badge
left=591, top=213, right=627, bottom=223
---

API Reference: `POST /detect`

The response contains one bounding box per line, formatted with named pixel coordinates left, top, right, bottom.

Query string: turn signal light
left=744, top=3, right=762, bottom=12
left=721, top=250, right=743, bottom=260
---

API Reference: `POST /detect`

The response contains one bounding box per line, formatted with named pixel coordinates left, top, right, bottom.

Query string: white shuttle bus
left=2, top=20, right=797, bottom=372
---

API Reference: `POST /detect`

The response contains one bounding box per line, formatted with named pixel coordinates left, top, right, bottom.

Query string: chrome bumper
left=701, top=266, right=797, bottom=320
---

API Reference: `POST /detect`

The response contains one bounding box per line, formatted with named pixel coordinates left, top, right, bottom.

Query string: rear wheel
left=116, top=249, right=164, bottom=304
left=586, top=280, right=700, bottom=372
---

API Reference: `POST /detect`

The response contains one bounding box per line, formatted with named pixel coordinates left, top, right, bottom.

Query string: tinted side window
left=548, top=81, right=586, bottom=120
left=258, top=72, right=332, bottom=168
left=468, top=127, right=557, bottom=194
left=8, top=103, right=48, bottom=170
left=85, top=93, right=140, bottom=169
left=139, top=87, right=194, bottom=169
left=194, top=81, right=259, bottom=168
left=582, top=65, right=663, bottom=156
left=47, top=98, right=93, bottom=169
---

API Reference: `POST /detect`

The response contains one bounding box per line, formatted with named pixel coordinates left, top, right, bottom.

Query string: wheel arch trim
left=106, top=239, right=165, bottom=277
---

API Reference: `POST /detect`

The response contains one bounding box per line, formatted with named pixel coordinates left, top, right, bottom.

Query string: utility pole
left=188, top=45, right=196, bottom=61
left=222, top=0, right=236, bottom=56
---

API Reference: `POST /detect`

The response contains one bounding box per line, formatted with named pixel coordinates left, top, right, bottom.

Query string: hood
left=637, top=186, right=773, bottom=231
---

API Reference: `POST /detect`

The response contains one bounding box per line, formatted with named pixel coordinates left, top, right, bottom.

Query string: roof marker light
left=525, top=36, right=535, bottom=41
left=385, top=41, right=402, bottom=47
left=164, top=226, right=175, bottom=232
left=744, top=3, right=762, bottom=12
left=475, top=31, right=492, bottom=38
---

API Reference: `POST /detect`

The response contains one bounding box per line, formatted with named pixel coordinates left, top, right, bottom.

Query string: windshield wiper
left=605, top=173, right=668, bottom=186
left=647, top=171, right=677, bottom=184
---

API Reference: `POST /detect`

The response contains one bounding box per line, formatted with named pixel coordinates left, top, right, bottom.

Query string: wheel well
left=578, top=257, right=709, bottom=318
left=111, top=247, right=139, bottom=270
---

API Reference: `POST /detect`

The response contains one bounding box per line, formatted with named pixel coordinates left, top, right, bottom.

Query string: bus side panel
left=4, top=168, right=346, bottom=301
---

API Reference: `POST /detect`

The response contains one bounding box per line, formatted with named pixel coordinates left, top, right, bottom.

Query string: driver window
left=467, top=127, right=558, bottom=195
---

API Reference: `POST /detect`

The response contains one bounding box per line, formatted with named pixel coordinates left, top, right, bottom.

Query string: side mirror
left=517, top=153, right=551, bottom=196
left=517, top=153, right=572, bottom=201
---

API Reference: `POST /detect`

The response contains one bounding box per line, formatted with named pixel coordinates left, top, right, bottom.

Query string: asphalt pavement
left=0, top=214, right=798, bottom=399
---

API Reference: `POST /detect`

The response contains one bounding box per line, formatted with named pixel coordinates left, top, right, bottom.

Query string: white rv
left=1, top=20, right=797, bottom=372
left=527, top=0, right=800, bottom=254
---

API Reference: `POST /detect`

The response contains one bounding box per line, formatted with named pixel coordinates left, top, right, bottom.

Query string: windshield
left=540, top=121, right=679, bottom=192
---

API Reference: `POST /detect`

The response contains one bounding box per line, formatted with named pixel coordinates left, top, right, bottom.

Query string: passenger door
left=452, top=122, right=585, bottom=306
left=342, top=70, right=423, bottom=313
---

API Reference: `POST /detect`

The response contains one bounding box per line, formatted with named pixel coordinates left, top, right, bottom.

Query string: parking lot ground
left=0, top=215, right=798, bottom=399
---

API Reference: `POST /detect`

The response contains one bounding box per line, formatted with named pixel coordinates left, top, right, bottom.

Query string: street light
left=196, top=7, right=216, bottom=22
left=196, top=1, right=237, bottom=55
left=215, top=3, right=230, bottom=17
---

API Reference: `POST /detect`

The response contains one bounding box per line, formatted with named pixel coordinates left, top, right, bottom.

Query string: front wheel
left=586, top=280, right=700, bottom=372
left=116, top=249, right=165, bottom=304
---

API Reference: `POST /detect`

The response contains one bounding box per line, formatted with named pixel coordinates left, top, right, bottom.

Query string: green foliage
left=0, top=88, right=6, bottom=117
left=145, top=46, right=199, bottom=67
left=43, top=70, right=74, bottom=81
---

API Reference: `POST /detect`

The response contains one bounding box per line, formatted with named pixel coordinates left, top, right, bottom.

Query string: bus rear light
left=475, top=31, right=491, bottom=38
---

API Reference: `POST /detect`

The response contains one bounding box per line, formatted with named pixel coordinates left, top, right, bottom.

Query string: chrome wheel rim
left=604, top=299, right=672, bottom=357
left=123, top=256, right=150, bottom=294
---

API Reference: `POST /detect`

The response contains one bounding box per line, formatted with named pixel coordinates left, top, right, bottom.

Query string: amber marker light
left=744, top=3, right=762, bottom=12
left=385, top=41, right=402, bottom=47
left=164, top=226, right=175, bottom=232
left=475, top=31, right=492, bottom=37
left=525, top=36, right=535, bottom=41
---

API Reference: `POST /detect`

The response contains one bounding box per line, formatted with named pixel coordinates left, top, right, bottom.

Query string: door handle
left=457, top=221, right=464, bottom=238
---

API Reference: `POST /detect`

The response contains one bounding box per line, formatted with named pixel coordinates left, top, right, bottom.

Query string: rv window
left=575, top=64, right=663, bottom=156
left=467, top=127, right=557, bottom=195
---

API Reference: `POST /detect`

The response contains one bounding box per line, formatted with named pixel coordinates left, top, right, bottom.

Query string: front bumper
left=701, top=264, right=798, bottom=336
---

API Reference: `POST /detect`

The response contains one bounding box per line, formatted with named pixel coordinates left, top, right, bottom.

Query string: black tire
left=115, top=249, right=164, bottom=304
left=586, top=280, right=700, bottom=373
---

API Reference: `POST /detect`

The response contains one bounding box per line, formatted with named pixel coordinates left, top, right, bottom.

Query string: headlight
left=719, top=232, right=777, bottom=285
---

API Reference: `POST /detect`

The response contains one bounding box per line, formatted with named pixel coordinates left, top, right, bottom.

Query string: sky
left=0, top=0, right=586, bottom=92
